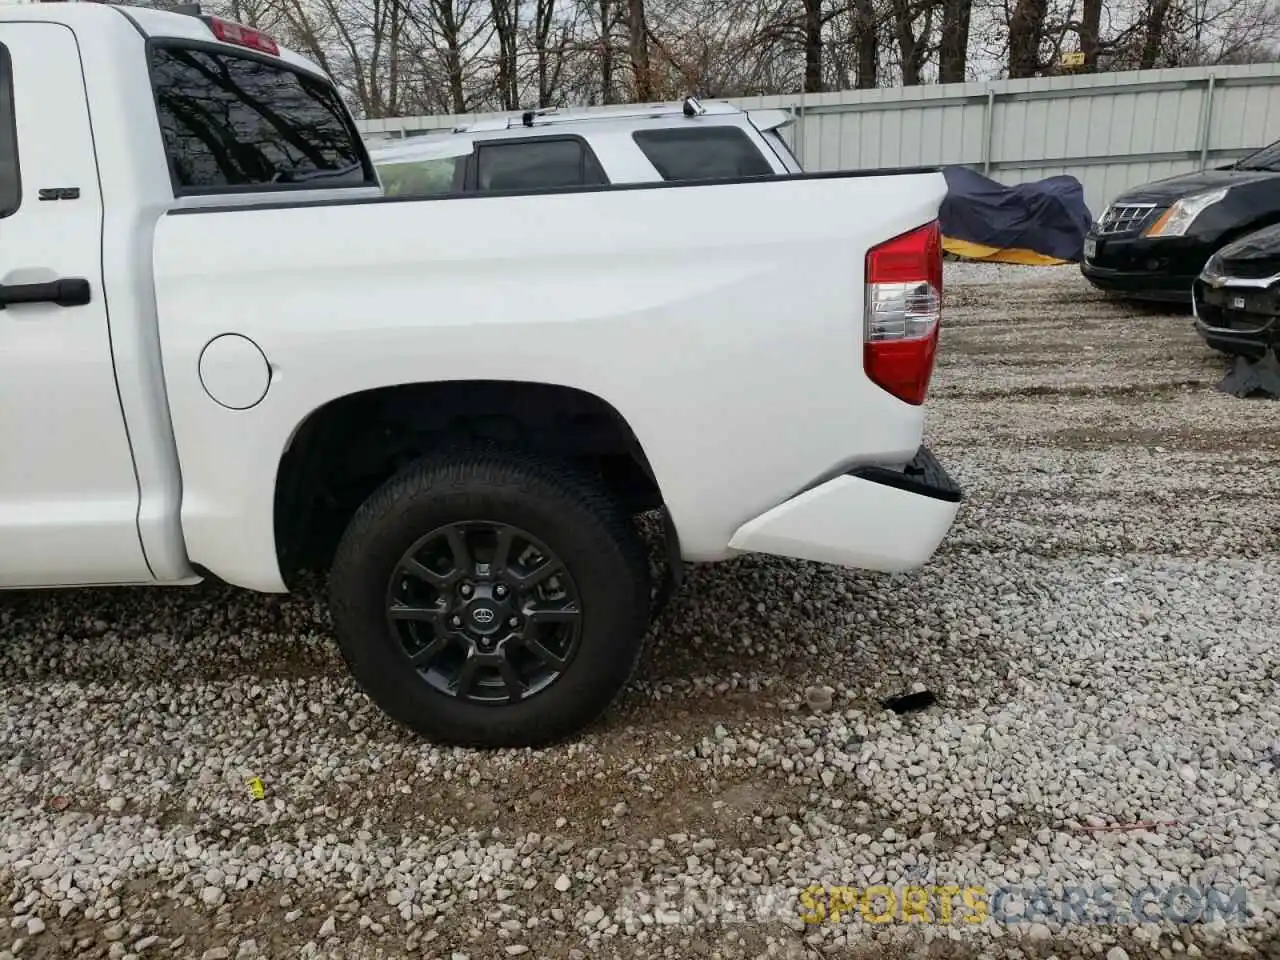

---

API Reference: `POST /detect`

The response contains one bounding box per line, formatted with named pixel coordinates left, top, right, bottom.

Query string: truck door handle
left=0, top=278, right=92, bottom=309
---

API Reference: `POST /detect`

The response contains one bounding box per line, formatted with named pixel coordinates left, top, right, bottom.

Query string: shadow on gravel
left=357, top=754, right=824, bottom=850
left=1116, top=296, right=1194, bottom=318
left=952, top=380, right=1210, bottom=401
left=0, top=576, right=339, bottom=686
left=1048, top=424, right=1280, bottom=454
left=0, top=523, right=1019, bottom=745
left=630, top=547, right=1020, bottom=721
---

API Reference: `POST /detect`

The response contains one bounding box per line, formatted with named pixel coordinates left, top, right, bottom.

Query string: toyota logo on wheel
left=471, top=607, right=495, bottom=625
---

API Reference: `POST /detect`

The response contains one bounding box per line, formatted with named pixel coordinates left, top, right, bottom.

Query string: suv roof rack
left=452, top=96, right=740, bottom=134
left=46, top=0, right=206, bottom=9
left=40, top=0, right=206, bottom=12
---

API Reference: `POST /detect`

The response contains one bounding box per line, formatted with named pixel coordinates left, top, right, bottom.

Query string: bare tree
left=211, top=0, right=1280, bottom=119
left=939, top=0, right=972, bottom=80
left=411, top=0, right=491, bottom=112
left=626, top=0, right=654, bottom=99
left=582, top=0, right=622, bottom=103
left=892, top=0, right=936, bottom=84
left=1007, top=0, right=1050, bottom=75
left=490, top=0, right=520, bottom=107
left=527, top=0, right=576, bottom=105
left=1138, top=0, right=1174, bottom=67
left=850, top=0, right=880, bottom=86
left=1076, top=0, right=1102, bottom=68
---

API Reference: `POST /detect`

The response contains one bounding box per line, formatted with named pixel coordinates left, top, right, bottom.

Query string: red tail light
left=207, top=16, right=280, bottom=56
left=864, top=221, right=943, bottom=405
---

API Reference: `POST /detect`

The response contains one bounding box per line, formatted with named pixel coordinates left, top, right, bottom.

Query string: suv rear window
left=475, top=139, right=607, bottom=192
left=150, top=44, right=374, bottom=195
left=632, top=127, right=774, bottom=181
left=0, top=44, right=18, bottom=217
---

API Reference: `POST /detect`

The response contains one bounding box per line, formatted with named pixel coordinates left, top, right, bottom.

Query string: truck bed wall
left=152, top=173, right=945, bottom=591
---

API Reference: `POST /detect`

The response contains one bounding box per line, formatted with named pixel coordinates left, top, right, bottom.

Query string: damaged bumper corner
left=727, top=446, right=963, bottom=574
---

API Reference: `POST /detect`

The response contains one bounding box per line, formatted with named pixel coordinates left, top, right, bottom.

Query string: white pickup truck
left=0, top=1, right=962, bottom=748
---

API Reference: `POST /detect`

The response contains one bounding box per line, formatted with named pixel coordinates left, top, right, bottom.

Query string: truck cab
left=0, top=1, right=376, bottom=587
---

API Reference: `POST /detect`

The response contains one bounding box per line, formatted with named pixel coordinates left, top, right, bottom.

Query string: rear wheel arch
left=271, top=379, right=666, bottom=582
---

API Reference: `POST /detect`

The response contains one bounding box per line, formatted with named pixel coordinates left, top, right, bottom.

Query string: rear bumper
left=727, top=446, right=962, bottom=573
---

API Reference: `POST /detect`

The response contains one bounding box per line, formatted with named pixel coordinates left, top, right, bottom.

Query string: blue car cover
left=939, top=165, right=1094, bottom=265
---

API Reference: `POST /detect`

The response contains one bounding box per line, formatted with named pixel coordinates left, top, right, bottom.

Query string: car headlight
left=1144, top=188, right=1228, bottom=238
left=1201, top=250, right=1225, bottom=281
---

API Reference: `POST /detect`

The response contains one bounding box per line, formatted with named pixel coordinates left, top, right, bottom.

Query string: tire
left=327, top=448, right=652, bottom=748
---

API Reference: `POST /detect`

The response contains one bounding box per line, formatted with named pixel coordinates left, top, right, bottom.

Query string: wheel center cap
left=463, top=597, right=507, bottom=636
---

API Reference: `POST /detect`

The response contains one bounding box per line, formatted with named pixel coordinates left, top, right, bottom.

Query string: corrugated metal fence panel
left=358, top=63, right=1280, bottom=214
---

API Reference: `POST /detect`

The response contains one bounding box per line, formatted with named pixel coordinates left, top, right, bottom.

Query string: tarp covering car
left=939, top=166, right=1094, bottom=265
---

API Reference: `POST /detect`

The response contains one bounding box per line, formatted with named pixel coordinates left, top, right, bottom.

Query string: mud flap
left=1217, top=349, right=1280, bottom=399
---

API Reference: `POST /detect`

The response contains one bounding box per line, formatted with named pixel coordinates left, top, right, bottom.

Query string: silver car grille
left=1096, top=203, right=1157, bottom=236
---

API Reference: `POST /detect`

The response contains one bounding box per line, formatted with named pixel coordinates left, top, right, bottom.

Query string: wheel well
left=273, top=381, right=664, bottom=583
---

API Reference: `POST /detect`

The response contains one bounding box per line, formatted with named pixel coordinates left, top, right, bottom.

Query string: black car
left=1081, top=137, right=1280, bottom=304
left=1191, top=221, right=1280, bottom=358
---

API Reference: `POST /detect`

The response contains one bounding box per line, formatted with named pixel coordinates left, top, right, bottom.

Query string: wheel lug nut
left=495, top=585, right=507, bottom=599
left=460, top=584, right=473, bottom=597
left=508, top=616, right=519, bottom=628
left=451, top=615, right=462, bottom=627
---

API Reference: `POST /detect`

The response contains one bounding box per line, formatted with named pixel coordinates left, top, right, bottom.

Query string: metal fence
left=356, top=63, right=1280, bottom=214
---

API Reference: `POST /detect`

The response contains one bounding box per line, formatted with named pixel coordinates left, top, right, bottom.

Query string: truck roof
left=2, top=1, right=327, bottom=79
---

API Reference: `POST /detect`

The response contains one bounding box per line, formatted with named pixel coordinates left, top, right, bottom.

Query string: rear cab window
left=632, top=126, right=775, bottom=182
left=148, top=40, right=376, bottom=195
left=0, top=43, right=18, bottom=217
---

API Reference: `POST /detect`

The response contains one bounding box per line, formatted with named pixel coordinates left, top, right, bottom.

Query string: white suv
left=367, top=97, right=803, bottom=197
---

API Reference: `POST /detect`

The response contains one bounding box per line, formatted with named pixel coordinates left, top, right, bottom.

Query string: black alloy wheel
left=387, top=521, right=582, bottom=705
left=327, top=449, right=652, bottom=748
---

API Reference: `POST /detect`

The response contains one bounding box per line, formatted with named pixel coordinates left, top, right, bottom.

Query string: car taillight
left=864, top=221, right=943, bottom=405
left=207, top=16, right=280, bottom=56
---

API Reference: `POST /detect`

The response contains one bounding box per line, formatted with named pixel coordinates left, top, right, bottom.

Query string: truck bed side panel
left=152, top=174, right=946, bottom=592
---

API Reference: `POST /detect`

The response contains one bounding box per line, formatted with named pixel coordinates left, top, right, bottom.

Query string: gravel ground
left=2, top=263, right=1279, bottom=960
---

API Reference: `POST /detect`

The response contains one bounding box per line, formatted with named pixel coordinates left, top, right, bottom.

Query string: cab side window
left=474, top=138, right=607, bottom=192
left=0, top=44, right=20, bottom=217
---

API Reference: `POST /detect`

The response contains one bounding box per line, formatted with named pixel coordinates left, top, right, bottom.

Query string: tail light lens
left=864, top=221, right=943, bottom=405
